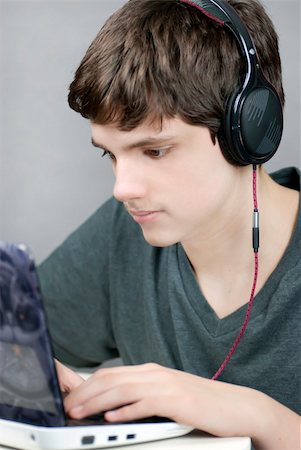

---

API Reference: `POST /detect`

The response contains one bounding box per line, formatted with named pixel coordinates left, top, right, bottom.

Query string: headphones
left=179, top=0, right=283, bottom=165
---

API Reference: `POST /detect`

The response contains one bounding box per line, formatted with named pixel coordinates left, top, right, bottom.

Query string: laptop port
left=81, top=436, right=95, bottom=445
left=126, top=434, right=136, bottom=440
left=108, top=435, right=118, bottom=441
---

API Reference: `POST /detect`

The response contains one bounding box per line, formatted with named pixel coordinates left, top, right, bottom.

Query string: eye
left=145, top=147, right=170, bottom=158
left=101, top=150, right=116, bottom=161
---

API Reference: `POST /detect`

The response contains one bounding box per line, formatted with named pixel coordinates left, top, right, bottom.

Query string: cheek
left=158, top=142, right=234, bottom=215
left=173, top=163, right=216, bottom=197
left=172, top=165, right=233, bottom=220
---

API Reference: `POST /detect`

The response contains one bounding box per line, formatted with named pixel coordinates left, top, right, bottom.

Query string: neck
left=181, top=165, right=299, bottom=316
left=182, top=165, right=257, bottom=277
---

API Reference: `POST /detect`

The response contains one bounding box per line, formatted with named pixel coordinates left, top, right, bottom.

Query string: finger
left=65, top=365, right=166, bottom=410
left=105, top=392, right=198, bottom=427
left=67, top=381, right=149, bottom=418
left=93, top=362, right=163, bottom=377
left=65, top=364, right=190, bottom=415
left=92, top=364, right=165, bottom=384
left=105, top=400, right=157, bottom=423
left=90, top=363, right=178, bottom=387
left=104, top=394, right=180, bottom=424
left=65, top=369, right=162, bottom=413
left=55, top=360, right=85, bottom=392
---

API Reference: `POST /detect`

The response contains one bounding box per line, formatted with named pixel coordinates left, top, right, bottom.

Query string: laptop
left=0, top=242, right=192, bottom=450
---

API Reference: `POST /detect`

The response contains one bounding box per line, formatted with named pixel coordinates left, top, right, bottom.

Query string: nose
left=113, top=159, right=146, bottom=203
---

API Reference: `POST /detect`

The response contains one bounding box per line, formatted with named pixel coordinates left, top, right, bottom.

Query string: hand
left=55, top=359, right=85, bottom=393
left=64, top=363, right=256, bottom=437
left=63, top=363, right=300, bottom=449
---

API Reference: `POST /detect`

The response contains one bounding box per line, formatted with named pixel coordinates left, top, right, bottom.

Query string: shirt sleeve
left=38, top=198, right=119, bottom=367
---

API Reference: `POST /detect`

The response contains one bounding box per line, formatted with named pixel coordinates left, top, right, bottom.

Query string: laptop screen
left=0, top=242, right=66, bottom=427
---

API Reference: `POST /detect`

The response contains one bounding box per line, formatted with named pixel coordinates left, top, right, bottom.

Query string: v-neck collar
left=175, top=179, right=301, bottom=338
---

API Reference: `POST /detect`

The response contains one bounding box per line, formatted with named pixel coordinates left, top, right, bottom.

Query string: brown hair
left=68, top=0, right=284, bottom=165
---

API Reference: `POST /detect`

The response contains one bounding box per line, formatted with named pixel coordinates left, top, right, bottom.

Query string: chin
left=141, top=230, right=179, bottom=248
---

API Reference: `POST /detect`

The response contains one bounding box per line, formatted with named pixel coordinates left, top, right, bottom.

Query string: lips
left=129, top=210, right=157, bottom=216
left=128, top=210, right=162, bottom=224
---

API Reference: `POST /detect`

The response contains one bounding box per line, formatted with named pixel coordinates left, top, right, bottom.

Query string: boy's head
left=68, top=0, right=284, bottom=166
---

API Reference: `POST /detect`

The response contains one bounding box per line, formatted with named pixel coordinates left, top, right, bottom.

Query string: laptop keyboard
left=67, top=415, right=108, bottom=427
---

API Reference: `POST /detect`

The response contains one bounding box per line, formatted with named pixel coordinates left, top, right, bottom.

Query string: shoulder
left=72, top=196, right=139, bottom=240
left=267, top=166, right=300, bottom=243
left=269, top=166, right=300, bottom=191
left=92, top=197, right=151, bottom=256
left=98, top=197, right=144, bottom=240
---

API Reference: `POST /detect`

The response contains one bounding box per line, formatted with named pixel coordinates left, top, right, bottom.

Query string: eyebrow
left=91, top=138, right=109, bottom=152
left=91, top=135, right=175, bottom=152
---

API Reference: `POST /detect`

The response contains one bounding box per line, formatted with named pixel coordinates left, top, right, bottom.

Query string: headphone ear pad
left=240, top=87, right=283, bottom=160
left=220, top=87, right=248, bottom=165
left=217, top=127, right=246, bottom=166
left=224, top=85, right=283, bottom=165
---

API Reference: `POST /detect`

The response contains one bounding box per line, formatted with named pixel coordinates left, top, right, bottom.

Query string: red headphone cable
left=211, top=165, right=259, bottom=380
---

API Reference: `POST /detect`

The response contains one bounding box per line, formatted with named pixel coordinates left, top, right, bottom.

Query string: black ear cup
left=225, top=82, right=283, bottom=165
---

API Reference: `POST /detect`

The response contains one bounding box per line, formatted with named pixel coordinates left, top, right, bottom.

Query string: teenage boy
left=38, top=1, right=300, bottom=449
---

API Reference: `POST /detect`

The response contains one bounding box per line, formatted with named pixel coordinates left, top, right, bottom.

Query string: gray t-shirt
left=39, top=167, right=301, bottom=415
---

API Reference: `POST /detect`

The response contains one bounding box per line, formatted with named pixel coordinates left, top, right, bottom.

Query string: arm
left=38, top=198, right=119, bottom=367
left=63, top=363, right=300, bottom=450
left=250, top=390, right=300, bottom=450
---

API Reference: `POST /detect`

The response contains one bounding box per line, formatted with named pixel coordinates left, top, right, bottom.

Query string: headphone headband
left=179, top=0, right=283, bottom=165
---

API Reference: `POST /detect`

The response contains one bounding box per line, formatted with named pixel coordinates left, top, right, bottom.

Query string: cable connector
left=252, top=208, right=259, bottom=252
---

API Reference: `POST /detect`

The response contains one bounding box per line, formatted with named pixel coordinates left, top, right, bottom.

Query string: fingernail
left=69, top=405, right=84, bottom=417
left=105, top=410, right=119, bottom=420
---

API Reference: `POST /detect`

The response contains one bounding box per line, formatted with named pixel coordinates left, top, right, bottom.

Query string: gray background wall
left=1, top=0, right=300, bottom=263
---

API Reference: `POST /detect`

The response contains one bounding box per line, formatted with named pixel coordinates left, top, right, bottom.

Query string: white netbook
left=0, top=242, right=192, bottom=450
